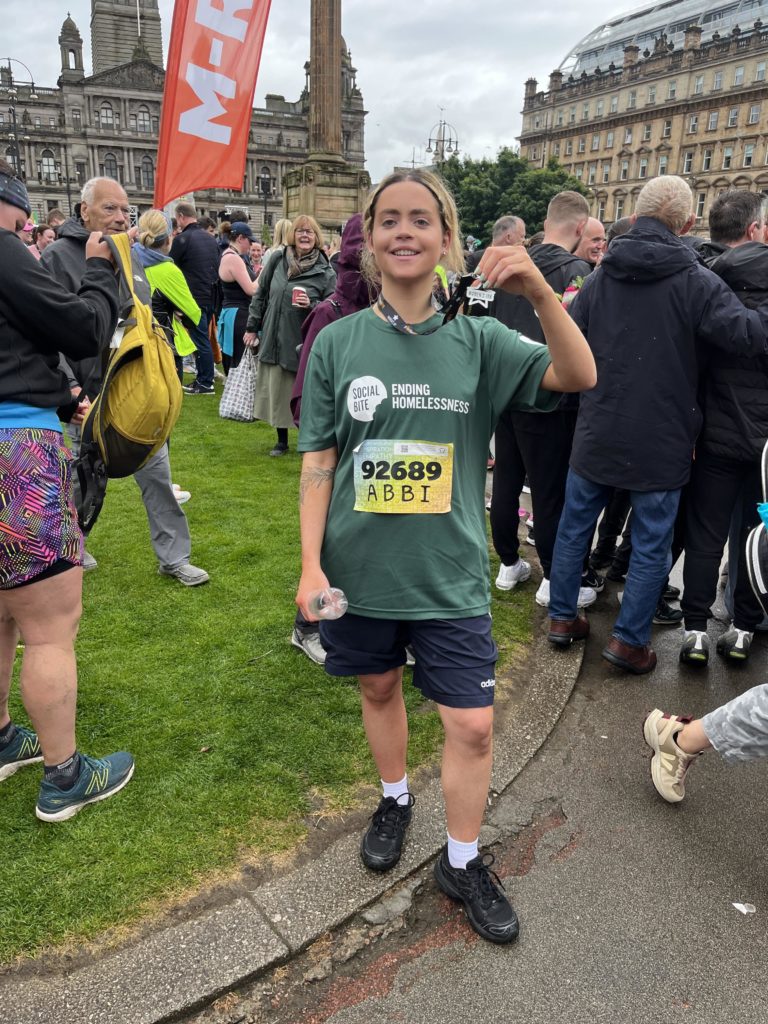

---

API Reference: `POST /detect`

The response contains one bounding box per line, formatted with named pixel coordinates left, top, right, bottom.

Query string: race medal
left=353, top=440, right=453, bottom=514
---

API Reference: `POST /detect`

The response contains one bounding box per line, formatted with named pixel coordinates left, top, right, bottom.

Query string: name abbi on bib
left=352, top=440, right=453, bottom=514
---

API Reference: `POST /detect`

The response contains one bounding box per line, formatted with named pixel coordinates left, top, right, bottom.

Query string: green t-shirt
left=298, top=308, right=558, bottom=619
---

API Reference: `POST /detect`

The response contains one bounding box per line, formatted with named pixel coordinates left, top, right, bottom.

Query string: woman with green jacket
left=244, top=215, right=335, bottom=456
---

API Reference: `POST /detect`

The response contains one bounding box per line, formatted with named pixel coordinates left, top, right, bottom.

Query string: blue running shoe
left=0, top=725, right=43, bottom=781
left=36, top=751, right=134, bottom=822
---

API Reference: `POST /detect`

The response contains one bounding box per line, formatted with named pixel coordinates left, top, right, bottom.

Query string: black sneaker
left=589, top=549, right=614, bottom=571
left=606, top=566, right=627, bottom=583
left=434, top=846, right=519, bottom=944
left=183, top=381, right=215, bottom=395
left=360, top=794, right=415, bottom=871
left=663, top=584, right=681, bottom=600
left=581, top=567, right=605, bottom=592
left=653, top=598, right=683, bottom=625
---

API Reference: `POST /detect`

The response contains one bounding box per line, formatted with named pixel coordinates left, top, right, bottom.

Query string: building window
left=129, top=114, right=137, bottom=131
left=582, top=102, right=589, bottom=120
left=662, top=119, right=672, bottom=138
left=40, top=149, right=56, bottom=183
left=610, top=95, right=618, bottom=113
left=694, top=75, right=704, bottom=95
left=553, top=142, right=560, bottom=157
left=606, top=131, right=614, bottom=148
left=137, top=107, right=151, bottom=133
left=668, top=80, right=677, bottom=100
left=702, top=148, right=713, bottom=171
left=620, top=159, right=629, bottom=181
left=615, top=197, right=625, bottom=219
left=624, top=127, right=632, bottom=144
left=627, top=90, right=637, bottom=110
left=141, top=155, right=154, bottom=189
left=596, top=99, right=604, bottom=116
left=659, top=154, right=668, bottom=175
left=565, top=139, right=573, bottom=156
left=734, top=65, right=745, bottom=87
left=49, top=116, right=56, bottom=127
left=100, top=103, right=114, bottom=129
left=683, top=151, right=693, bottom=173
left=639, top=157, right=648, bottom=179
left=749, top=104, right=760, bottom=124
left=556, top=110, right=564, bottom=126
left=696, top=192, right=706, bottom=219
left=34, top=116, right=41, bottom=128
left=728, top=107, right=739, bottom=127
left=688, top=114, right=698, bottom=134
left=708, top=111, right=719, bottom=131
left=103, top=152, right=118, bottom=179
left=533, top=116, right=541, bottom=129
left=642, top=123, right=652, bottom=142
left=723, top=146, right=733, bottom=169
left=744, top=143, right=755, bottom=168
left=647, top=84, right=656, bottom=104
left=152, top=117, right=159, bottom=134
left=574, top=165, right=583, bottom=180
left=75, top=160, right=86, bottom=184
left=713, top=70, right=723, bottom=90
left=591, top=133, right=600, bottom=151
left=757, top=62, right=766, bottom=83
left=578, top=137, right=586, bottom=153
left=597, top=199, right=606, bottom=221
left=588, top=164, right=596, bottom=185
left=602, top=161, right=611, bottom=183
left=569, top=106, right=576, bottom=124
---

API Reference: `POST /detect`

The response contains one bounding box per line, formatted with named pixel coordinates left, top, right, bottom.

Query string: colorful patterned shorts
left=0, top=429, right=83, bottom=590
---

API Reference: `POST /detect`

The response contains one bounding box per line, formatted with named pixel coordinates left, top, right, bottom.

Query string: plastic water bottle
left=307, top=587, right=348, bottom=620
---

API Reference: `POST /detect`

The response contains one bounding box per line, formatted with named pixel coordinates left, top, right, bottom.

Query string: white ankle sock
left=447, top=832, right=478, bottom=870
left=381, top=774, right=410, bottom=805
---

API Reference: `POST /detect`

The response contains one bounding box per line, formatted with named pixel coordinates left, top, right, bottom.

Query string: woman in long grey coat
left=245, top=215, right=335, bottom=455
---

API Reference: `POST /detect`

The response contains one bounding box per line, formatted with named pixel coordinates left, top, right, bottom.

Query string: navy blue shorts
left=319, top=613, right=498, bottom=709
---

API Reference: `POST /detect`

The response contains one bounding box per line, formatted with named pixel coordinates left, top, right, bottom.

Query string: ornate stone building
left=518, top=0, right=768, bottom=229
left=1, top=2, right=366, bottom=231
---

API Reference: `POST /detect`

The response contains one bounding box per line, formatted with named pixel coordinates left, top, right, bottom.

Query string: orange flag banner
left=154, top=0, right=273, bottom=209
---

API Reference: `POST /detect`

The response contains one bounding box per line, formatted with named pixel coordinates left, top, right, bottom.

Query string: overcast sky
left=17, top=0, right=627, bottom=180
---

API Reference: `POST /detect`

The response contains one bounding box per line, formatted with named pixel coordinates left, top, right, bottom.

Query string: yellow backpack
left=81, top=233, right=183, bottom=478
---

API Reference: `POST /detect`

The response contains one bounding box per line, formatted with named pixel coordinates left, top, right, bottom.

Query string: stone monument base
left=284, top=158, right=371, bottom=235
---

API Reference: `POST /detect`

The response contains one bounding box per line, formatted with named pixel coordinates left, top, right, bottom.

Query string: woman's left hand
left=293, top=291, right=311, bottom=309
left=243, top=331, right=259, bottom=348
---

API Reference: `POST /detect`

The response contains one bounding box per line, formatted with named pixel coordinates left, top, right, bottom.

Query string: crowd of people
left=2, top=159, right=768, bottom=947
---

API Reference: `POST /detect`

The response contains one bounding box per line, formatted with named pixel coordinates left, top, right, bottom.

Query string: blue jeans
left=190, top=306, right=214, bottom=388
left=550, top=470, right=681, bottom=647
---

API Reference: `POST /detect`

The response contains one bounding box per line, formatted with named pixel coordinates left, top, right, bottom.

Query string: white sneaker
left=82, top=550, right=98, bottom=571
left=495, top=559, right=531, bottom=591
left=535, top=577, right=597, bottom=608
left=291, top=627, right=326, bottom=665
left=158, top=563, right=209, bottom=587
left=172, top=483, right=191, bottom=505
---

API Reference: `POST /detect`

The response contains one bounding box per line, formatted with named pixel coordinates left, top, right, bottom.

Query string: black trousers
left=489, top=410, right=527, bottom=565
left=509, top=408, right=579, bottom=579
left=681, top=451, right=763, bottom=632
left=592, top=489, right=631, bottom=563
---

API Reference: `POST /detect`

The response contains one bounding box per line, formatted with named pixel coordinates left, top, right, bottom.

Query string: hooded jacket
left=0, top=228, right=117, bottom=412
left=700, top=241, right=768, bottom=461
left=569, top=217, right=768, bottom=491
left=290, top=214, right=372, bottom=424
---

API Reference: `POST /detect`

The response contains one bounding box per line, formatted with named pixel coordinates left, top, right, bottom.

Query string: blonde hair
left=272, top=218, right=292, bottom=247
left=287, top=214, right=323, bottom=249
left=138, top=209, right=171, bottom=249
left=545, top=190, right=590, bottom=229
left=635, top=175, right=694, bottom=234
left=361, top=168, right=464, bottom=286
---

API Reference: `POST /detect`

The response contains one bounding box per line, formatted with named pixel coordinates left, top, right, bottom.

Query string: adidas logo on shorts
left=480, top=678, right=496, bottom=688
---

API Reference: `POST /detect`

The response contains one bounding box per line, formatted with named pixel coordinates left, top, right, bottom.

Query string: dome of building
left=560, top=0, right=766, bottom=75
left=60, top=13, right=82, bottom=39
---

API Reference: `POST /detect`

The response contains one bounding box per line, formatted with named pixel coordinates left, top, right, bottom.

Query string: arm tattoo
left=300, top=465, right=336, bottom=503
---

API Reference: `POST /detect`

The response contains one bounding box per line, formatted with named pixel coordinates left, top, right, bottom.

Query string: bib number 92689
left=353, top=440, right=453, bottom=514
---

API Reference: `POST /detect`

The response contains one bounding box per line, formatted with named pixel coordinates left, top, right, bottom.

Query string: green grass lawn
left=1, top=386, right=532, bottom=964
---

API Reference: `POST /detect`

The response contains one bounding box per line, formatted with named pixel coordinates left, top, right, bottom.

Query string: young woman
left=295, top=169, right=595, bottom=944
left=218, top=221, right=258, bottom=374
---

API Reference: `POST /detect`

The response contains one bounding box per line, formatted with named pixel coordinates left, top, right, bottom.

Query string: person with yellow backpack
left=42, top=178, right=209, bottom=586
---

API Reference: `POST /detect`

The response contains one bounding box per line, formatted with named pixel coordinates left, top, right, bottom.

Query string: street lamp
left=0, top=58, right=39, bottom=181
left=425, top=117, right=459, bottom=168
left=259, top=166, right=273, bottom=228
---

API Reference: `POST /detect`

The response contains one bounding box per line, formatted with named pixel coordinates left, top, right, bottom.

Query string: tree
left=438, top=151, right=588, bottom=244
left=261, top=222, right=272, bottom=245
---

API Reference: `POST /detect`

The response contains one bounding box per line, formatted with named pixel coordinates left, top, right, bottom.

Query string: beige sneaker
left=643, top=708, right=700, bottom=803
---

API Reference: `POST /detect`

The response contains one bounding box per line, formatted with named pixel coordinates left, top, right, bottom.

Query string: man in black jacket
left=487, top=191, right=597, bottom=609
left=679, top=190, right=768, bottom=665
left=170, top=202, right=220, bottom=395
left=548, top=176, right=768, bottom=674
left=43, top=177, right=208, bottom=587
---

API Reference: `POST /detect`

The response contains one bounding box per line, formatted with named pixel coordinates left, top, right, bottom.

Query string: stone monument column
left=284, top=0, right=370, bottom=233
left=309, top=0, right=343, bottom=161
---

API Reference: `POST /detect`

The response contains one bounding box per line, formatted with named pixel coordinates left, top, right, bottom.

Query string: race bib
left=352, top=439, right=453, bottom=514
